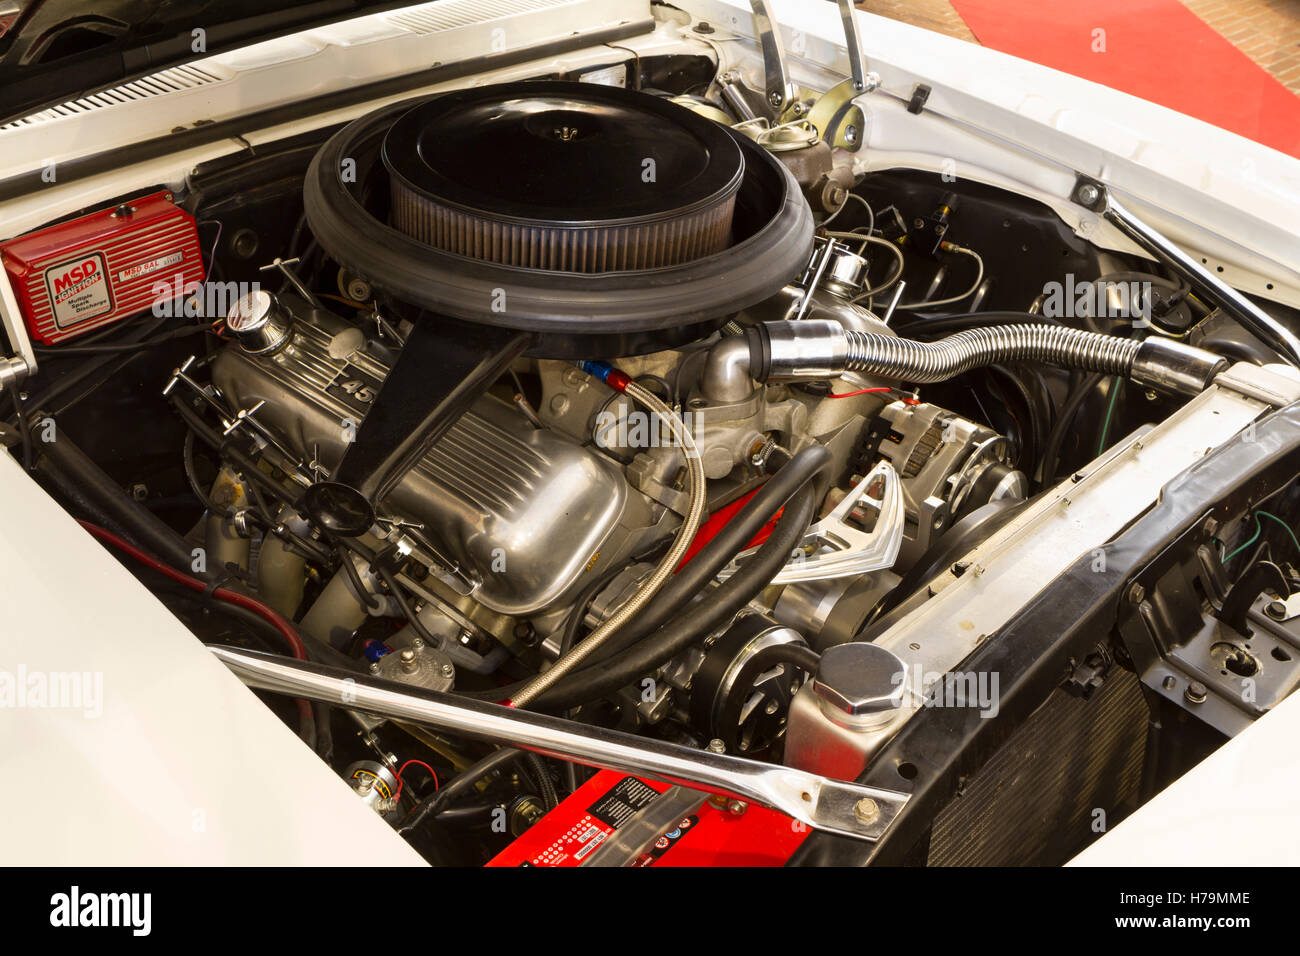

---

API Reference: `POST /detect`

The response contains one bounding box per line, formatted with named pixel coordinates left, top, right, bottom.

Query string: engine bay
left=5, top=38, right=1300, bottom=867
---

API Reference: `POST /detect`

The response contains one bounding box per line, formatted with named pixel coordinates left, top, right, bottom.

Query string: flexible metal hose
left=841, top=325, right=1141, bottom=383
left=746, top=319, right=1224, bottom=396
left=509, top=378, right=707, bottom=708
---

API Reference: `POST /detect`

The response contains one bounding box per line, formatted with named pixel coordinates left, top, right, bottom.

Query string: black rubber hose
left=398, top=747, right=527, bottom=836
left=566, top=443, right=831, bottom=671
left=456, top=447, right=830, bottom=709
left=1039, top=372, right=1105, bottom=486
left=525, top=753, right=560, bottom=810
left=988, top=363, right=1043, bottom=469
left=33, top=428, right=215, bottom=581
left=182, top=429, right=232, bottom=518
left=374, top=562, right=441, bottom=645
left=524, top=479, right=819, bottom=712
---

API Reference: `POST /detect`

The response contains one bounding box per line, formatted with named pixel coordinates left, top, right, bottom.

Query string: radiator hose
left=731, top=319, right=1228, bottom=397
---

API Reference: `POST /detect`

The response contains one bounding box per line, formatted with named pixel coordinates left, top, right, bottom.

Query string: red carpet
left=948, top=0, right=1300, bottom=158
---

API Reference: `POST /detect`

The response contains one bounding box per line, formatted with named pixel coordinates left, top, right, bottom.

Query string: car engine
left=7, top=55, right=1300, bottom=867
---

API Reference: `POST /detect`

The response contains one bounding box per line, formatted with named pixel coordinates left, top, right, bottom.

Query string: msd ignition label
left=44, top=253, right=111, bottom=328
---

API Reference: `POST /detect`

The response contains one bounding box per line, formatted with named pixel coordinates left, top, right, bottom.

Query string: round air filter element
left=303, top=81, right=813, bottom=356
left=382, top=83, right=745, bottom=273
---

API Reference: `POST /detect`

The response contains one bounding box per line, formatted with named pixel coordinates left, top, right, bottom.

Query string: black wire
left=32, top=323, right=208, bottom=356
left=374, top=561, right=440, bottom=646
left=182, top=429, right=231, bottom=517
left=399, top=747, right=528, bottom=836
left=335, top=546, right=381, bottom=611
left=1039, top=372, right=1105, bottom=487
left=891, top=311, right=1066, bottom=339
left=288, top=210, right=310, bottom=259
left=10, top=314, right=172, bottom=425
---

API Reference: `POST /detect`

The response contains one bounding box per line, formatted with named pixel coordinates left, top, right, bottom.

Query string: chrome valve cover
left=210, top=308, right=628, bottom=615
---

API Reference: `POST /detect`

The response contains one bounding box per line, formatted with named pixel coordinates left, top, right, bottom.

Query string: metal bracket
left=835, top=0, right=878, bottom=95
left=164, top=355, right=303, bottom=469
left=1072, top=176, right=1300, bottom=366
left=805, top=78, right=869, bottom=151
left=798, top=0, right=878, bottom=151
left=722, top=459, right=904, bottom=584
left=210, top=645, right=911, bottom=842
left=748, top=0, right=798, bottom=119
left=0, top=261, right=36, bottom=395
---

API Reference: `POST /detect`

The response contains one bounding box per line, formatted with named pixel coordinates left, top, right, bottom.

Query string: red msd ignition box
left=0, top=191, right=204, bottom=344
left=487, top=770, right=809, bottom=867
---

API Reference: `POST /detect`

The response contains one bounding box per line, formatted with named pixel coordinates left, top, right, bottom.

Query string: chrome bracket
left=210, top=645, right=911, bottom=842
left=722, top=459, right=904, bottom=584
left=1073, top=176, right=1300, bottom=366
left=0, top=262, right=36, bottom=395
left=748, top=0, right=798, bottom=119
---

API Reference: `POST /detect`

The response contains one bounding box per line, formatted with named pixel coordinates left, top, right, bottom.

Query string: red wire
left=827, top=387, right=894, bottom=399
left=393, top=759, right=440, bottom=802
left=79, top=520, right=317, bottom=730
left=77, top=519, right=308, bottom=661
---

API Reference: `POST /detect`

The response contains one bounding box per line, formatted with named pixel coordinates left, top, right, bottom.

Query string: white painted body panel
left=1072, top=687, right=1300, bottom=865
left=0, top=0, right=1297, bottom=864
left=0, top=451, right=424, bottom=864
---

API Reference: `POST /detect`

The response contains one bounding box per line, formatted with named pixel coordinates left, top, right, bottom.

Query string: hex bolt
left=1185, top=681, right=1208, bottom=704
left=706, top=738, right=726, bottom=754
left=727, top=800, right=748, bottom=816
left=1077, top=183, right=1100, bottom=206
left=441, top=663, right=455, bottom=678
left=1266, top=600, right=1287, bottom=621
left=854, top=797, right=880, bottom=825
left=1128, top=582, right=1146, bottom=605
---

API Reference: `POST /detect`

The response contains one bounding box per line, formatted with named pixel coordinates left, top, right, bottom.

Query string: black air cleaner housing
left=384, top=84, right=745, bottom=273
left=304, top=80, right=812, bottom=357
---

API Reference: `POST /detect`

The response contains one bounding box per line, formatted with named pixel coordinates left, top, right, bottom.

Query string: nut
left=854, top=797, right=880, bottom=825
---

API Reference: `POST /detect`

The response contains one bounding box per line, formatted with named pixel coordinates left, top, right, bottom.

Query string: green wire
left=1097, top=376, right=1122, bottom=456
left=1224, top=514, right=1262, bottom=562
left=1259, top=510, right=1300, bottom=556
left=1223, top=510, right=1300, bottom=562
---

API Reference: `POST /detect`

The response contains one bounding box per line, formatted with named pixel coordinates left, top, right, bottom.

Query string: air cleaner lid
left=381, top=81, right=745, bottom=228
